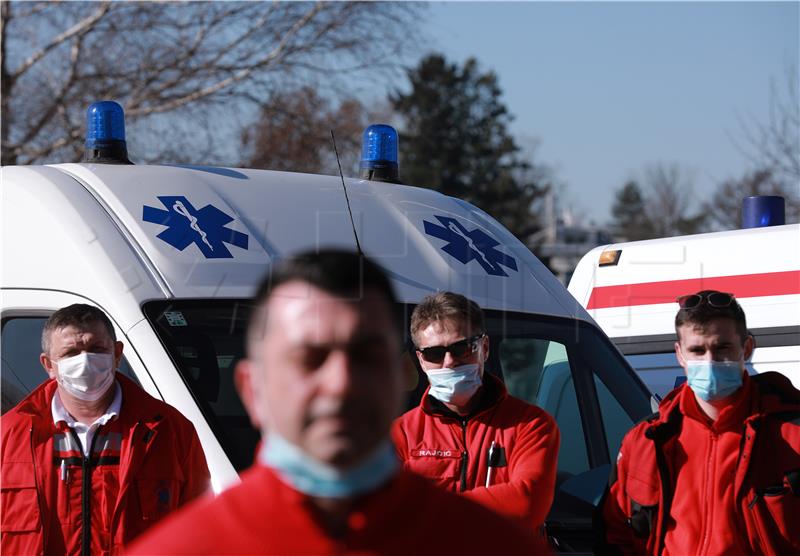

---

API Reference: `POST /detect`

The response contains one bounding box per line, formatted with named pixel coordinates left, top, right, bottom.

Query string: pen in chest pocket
left=485, top=441, right=507, bottom=487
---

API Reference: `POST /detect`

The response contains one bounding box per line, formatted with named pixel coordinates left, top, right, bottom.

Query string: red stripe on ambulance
left=586, top=270, right=800, bottom=310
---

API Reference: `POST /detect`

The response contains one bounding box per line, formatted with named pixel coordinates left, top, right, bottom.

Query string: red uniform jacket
left=596, top=372, right=800, bottom=555
left=392, top=373, right=560, bottom=530
left=128, top=464, right=547, bottom=555
left=0, top=374, right=210, bottom=555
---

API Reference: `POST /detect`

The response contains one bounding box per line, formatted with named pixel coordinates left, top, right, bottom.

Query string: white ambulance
left=2, top=102, right=652, bottom=553
left=568, top=213, right=800, bottom=399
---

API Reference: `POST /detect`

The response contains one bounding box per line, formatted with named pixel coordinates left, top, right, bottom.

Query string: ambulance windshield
left=143, top=300, right=651, bottom=482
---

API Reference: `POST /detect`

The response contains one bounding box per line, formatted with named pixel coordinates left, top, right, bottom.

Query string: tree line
left=2, top=1, right=796, bottom=249
left=611, top=64, right=799, bottom=239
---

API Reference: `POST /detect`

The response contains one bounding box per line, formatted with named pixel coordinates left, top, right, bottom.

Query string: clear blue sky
left=415, top=1, right=799, bottom=225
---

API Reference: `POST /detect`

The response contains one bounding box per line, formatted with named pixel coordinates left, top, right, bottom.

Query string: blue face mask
left=258, top=431, right=398, bottom=498
left=425, top=363, right=482, bottom=405
left=685, top=360, right=743, bottom=401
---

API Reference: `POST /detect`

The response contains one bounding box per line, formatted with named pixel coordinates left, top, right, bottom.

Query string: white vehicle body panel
left=3, top=163, right=589, bottom=318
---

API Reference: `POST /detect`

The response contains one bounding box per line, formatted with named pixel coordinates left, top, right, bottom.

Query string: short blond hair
left=410, top=292, right=484, bottom=347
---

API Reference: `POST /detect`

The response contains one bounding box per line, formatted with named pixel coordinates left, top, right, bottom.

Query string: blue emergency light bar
left=84, top=101, right=132, bottom=164
left=359, top=124, right=399, bottom=183
left=742, top=196, right=785, bottom=228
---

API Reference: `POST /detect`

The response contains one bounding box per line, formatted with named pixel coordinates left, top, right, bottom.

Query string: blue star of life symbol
left=142, top=196, right=249, bottom=259
left=423, top=215, right=518, bottom=277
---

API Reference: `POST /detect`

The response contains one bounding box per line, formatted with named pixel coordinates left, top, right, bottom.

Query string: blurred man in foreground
left=130, top=249, right=544, bottom=555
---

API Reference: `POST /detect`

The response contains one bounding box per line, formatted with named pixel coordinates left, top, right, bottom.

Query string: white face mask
left=425, top=363, right=482, bottom=406
left=56, top=352, right=116, bottom=402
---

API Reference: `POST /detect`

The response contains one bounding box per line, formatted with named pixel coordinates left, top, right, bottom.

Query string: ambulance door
left=0, top=290, right=158, bottom=412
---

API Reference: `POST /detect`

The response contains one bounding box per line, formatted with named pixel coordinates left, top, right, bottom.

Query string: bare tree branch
left=8, top=1, right=111, bottom=83
left=705, top=168, right=800, bottom=230
left=10, top=1, right=55, bottom=19
left=732, top=62, right=800, bottom=183
left=128, top=2, right=326, bottom=116
left=642, top=162, right=706, bottom=237
left=18, top=34, right=83, bottom=147
left=2, top=1, right=423, bottom=166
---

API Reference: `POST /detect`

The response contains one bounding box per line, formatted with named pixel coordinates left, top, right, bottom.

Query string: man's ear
left=40, top=352, right=57, bottom=380
left=113, top=341, right=124, bottom=369
left=415, top=350, right=426, bottom=369
left=481, top=335, right=490, bottom=362
left=234, top=360, right=262, bottom=429
left=743, top=333, right=755, bottom=362
left=674, top=341, right=686, bottom=369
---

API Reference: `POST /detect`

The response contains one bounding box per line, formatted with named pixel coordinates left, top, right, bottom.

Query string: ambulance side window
left=593, top=375, right=634, bottom=459
left=499, top=338, right=591, bottom=478
left=1, top=317, right=139, bottom=415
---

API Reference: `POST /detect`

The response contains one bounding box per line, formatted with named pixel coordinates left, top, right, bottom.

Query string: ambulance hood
left=40, top=163, right=588, bottom=320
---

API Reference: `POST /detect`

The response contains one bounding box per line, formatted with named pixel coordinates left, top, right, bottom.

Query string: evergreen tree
left=391, top=54, right=547, bottom=241
left=611, top=164, right=707, bottom=241
left=610, top=181, right=655, bottom=241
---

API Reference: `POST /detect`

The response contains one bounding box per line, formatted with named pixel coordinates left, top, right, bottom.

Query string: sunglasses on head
left=676, top=292, right=736, bottom=310
left=416, top=333, right=485, bottom=364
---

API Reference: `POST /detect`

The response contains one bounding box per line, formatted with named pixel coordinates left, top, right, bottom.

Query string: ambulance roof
left=2, top=163, right=589, bottom=333
left=568, top=224, right=800, bottom=338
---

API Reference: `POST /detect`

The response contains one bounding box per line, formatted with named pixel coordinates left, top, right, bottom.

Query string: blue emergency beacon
left=742, top=196, right=785, bottom=228
left=83, top=101, right=132, bottom=164
left=359, top=124, right=400, bottom=183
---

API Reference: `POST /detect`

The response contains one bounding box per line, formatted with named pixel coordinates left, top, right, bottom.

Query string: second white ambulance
left=569, top=203, right=800, bottom=398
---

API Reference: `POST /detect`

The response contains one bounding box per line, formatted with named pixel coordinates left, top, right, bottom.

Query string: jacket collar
left=421, top=372, right=508, bottom=420
left=748, top=371, right=800, bottom=417
left=645, top=371, right=800, bottom=440
left=16, top=373, right=166, bottom=430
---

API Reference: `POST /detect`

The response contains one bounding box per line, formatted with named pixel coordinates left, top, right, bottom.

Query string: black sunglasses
left=676, top=292, right=736, bottom=310
left=416, top=334, right=485, bottom=364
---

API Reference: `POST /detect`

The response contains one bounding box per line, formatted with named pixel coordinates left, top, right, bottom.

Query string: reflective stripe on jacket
left=595, top=371, right=800, bottom=556
left=1, top=374, right=210, bottom=555
left=392, top=373, right=560, bottom=530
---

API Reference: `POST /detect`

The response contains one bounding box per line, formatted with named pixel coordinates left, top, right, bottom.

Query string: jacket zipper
left=698, top=432, right=718, bottom=555
left=460, top=418, right=468, bottom=492
left=70, top=429, right=100, bottom=556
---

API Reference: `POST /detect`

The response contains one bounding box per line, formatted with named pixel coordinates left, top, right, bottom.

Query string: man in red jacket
left=596, top=289, right=800, bottom=555
left=129, top=249, right=545, bottom=555
left=0, top=304, right=209, bottom=556
left=392, top=291, right=560, bottom=535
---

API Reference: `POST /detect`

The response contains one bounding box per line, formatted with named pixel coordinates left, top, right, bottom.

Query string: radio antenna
left=331, top=129, right=363, bottom=255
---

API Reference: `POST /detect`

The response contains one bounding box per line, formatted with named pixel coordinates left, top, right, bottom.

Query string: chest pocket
left=135, top=476, right=180, bottom=522
left=1, top=461, right=41, bottom=533
left=750, top=468, right=800, bottom=551
left=625, top=469, right=660, bottom=539
left=407, top=448, right=462, bottom=487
